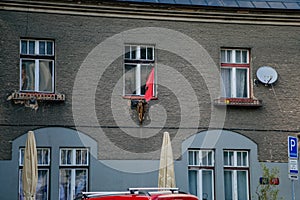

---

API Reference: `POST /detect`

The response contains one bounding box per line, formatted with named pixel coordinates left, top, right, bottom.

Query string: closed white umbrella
left=22, top=131, right=38, bottom=200
left=158, top=132, right=176, bottom=188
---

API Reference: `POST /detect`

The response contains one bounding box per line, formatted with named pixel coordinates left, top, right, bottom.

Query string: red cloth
left=144, top=68, right=154, bottom=102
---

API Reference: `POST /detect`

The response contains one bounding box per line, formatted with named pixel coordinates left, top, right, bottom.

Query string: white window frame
left=221, top=49, right=250, bottom=98
left=60, top=148, right=89, bottom=166
left=124, top=45, right=155, bottom=97
left=188, top=150, right=215, bottom=200
left=223, top=150, right=250, bottom=200
left=59, top=148, right=89, bottom=200
left=19, top=148, right=50, bottom=200
left=20, top=39, right=55, bottom=93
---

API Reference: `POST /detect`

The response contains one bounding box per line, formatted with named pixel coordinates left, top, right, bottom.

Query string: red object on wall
left=270, top=178, right=280, bottom=185
left=144, top=68, right=154, bottom=102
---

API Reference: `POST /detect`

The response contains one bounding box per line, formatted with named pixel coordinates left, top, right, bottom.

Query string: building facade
left=1, top=0, right=300, bottom=199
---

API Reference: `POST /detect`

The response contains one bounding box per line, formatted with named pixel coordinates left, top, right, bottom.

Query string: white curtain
left=221, top=68, right=231, bottom=97
left=236, top=69, right=247, bottom=98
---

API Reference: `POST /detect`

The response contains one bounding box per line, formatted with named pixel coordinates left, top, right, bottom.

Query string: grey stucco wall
left=0, top=128, right=298, bottom=200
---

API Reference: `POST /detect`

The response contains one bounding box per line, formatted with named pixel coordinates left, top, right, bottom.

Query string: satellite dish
left=256, top=66, right=278, bottom=84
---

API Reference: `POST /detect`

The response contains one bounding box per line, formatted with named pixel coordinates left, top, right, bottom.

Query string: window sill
left=8, top=91, right=65, bottom=101
left=214, top=98, right=262, bottom=107
left=122, top=95, right=158, bottom=101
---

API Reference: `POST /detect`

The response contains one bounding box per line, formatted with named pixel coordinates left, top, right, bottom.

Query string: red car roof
left=78, top=188, right=198, bottom=200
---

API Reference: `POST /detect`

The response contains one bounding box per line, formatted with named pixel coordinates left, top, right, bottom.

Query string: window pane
left=243, top=152, right=248, bottom=166
left=224, top=151, right=228, bottom=165
left=224, top=151, right=234, bottom=166
left=140, top=65, right=153, bottom=95
left=37, top=149, right=43, bottom=165
left=39, top=41, right=46, bottom=55
left=237, top=152, right=242, bottom=166
left=75, top=149, right=88, bottom=165
left=141, top=47, right=146, bottom=59
left=221, top=50, right=226, bottom=62
left=147, top=47, right=153, bottom=60
left=125, top=46, right=130, bottom=59
left=61, top=150, right=72, bottom=165
left=207, top=151, right=213, bottom=166
left=188, top=170, right=198, bottom=196
left=221, top=68, right=231, bottom=98
left=236, top=50, right=241, bottom=63
left=21, top=60, right=35, bottom=91
left=21, top=41, right=27, bottom=54
left=236, top=68, right=248, bottom=98
left=237, top=171, right=248, bottom=199
left=82, top=150, right=88, bottom=165
left=226, top=50, right=232, bottom=63
left=224, top=171, right=233, bottom=200
left=20, top=169, right=49, bottom=200
left=188, top=151, right=194, bottom=165
left=39, top=60, right=53, bottom=92
left=202, top=151, right=208, bottom=166
left=202, top=170, right=213, bottom=200
left=242, top=51, right=248, bottom=63
left=46, top=42, right=53, bottom=55
left=76, top=150, right=82, bottom=165
left=194, top=151, right=199, bottom=165
left=59, top=169, right=72, bottom=200
left=43, top=149, right=49, bottom=165
left=36, top=170, right=48, bottom=200
left=125, top=64, right=136, bottom=95
left=20, top=149, right=24, bottom=165
left=29, top=41, right=35, bottom=54
left=75, top=170, right=88, bottom=197
left=131, top=46, right=136, bottom=59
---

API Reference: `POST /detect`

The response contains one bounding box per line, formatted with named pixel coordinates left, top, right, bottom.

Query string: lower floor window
left=59, top=169, right=88, bottom=200
left=224, top=170, right=249, bottom=200
left=19, top=169, right=49, bottom=200
left=189, top=170, right=214, bottom=200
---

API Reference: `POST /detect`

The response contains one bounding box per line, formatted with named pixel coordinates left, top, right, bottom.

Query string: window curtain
left=21, top=60, right=35, bottom=91
left=124, top=64, right=136, bottom=95
left=39, top=60, right=53, bottom=92
left=236, top=69, right=247, bottom=98
left=221, top=68, right=231, bottom=97
left=59, top=169, right=72, bottom=200
left=19, top=170, right=48, bottom=200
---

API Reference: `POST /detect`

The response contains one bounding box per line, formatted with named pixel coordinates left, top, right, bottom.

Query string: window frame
left=20, top=39, right=55, bottom=93
left=188, top=149, right=215, bottom=200
left=19, top=147, right=51, bottom=200
left=220, top=48, right=250, bottom=99
left=223, top=150, right=250, bottom=200
left=123, top=44, right=156, bottom=99
left=59, top=148, right=89, bottom=200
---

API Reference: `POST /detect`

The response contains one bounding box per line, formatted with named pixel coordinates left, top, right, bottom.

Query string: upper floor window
left=124, top=45, right=155, bottom=97
left=20, top=39, right=55, bottom=93
left=221, top=49, right=250, bottom=98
